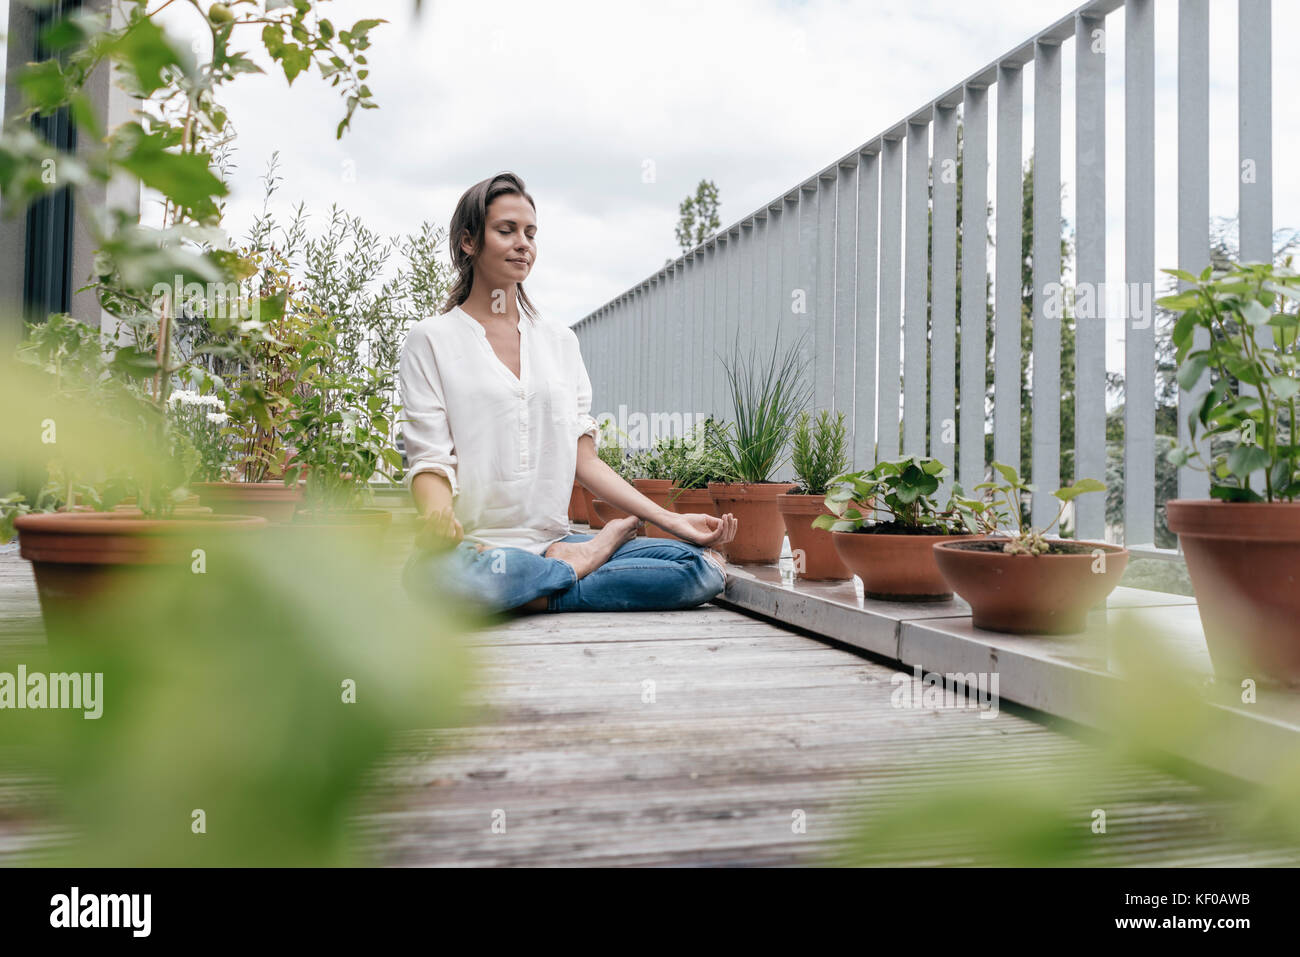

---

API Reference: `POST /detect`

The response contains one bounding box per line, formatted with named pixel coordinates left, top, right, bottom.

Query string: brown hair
left=443, top=172, right=539, bottom=321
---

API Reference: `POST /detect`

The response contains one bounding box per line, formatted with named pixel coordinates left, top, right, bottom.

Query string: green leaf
left=992, top=461, right=1020, bottom=487
left=1052, top=478, right=1105, bottom=503
left=1268, top=375, right=1300, bottom=400
left=111, top=16, right=187, bottom=96
left=118, top=133, right=228, bottom=222
left=1176, top=352, right=1210, bottom=391
left=18, top=60, right=68, bottom=114
left=1240, top=299, right=1271, bottom=327
left=1210, top=484, right=1264, bottom=503
left=1226, top=444, right=1270, bottom=479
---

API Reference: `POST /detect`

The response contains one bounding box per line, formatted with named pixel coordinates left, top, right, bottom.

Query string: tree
left=675, top=179, right=721, bottom=254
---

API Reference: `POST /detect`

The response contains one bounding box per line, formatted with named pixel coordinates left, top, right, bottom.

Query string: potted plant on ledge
left=705, top=334, right=811, bottom=563
left=814, top=456, right=985, bottom=601
left=589, top=422, right=639, bottom=529
left=282, top=319, right=403, bottom=551
left=932, top=463, right=1125, bottom=634
left=1161, top=261, right=1300, bottom=685
left=629, top=439, right=676, bottom=539
left=777, top=410, right=854, bottom=581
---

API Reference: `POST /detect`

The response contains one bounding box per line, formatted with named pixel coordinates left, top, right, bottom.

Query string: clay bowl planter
left=578, top=484, right=602, bottom=528
left=282, top=508, right=394, bottom=556
left=706, top=481, right=798, bottom=564
left=568, top=481, right=588, bottom=524
left=193, top=481, right=303, bottom=524
left=776, top=493, right=852, bottom=581
left=832, top=529, right=982, bottom=601
left=590, top=498, right=636, bottom=529
left=13, top=511, right=268, bottom=644
left=632, top=479, right=675, bottom=539
left=933, top=540, right=1129, bottom=634
left=1167, top=500, right=1300, bottom=686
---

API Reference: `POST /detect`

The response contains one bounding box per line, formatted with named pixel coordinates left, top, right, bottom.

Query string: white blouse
left=398, top=305, right=601, bottom=555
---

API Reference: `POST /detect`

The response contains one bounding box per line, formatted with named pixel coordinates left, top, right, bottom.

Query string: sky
left=106, top=1, right=1300, bottom=365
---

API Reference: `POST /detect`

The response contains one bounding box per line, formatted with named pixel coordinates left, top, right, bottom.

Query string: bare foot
left=701, top=548, right=728, bottom=581
left=544, top=515, right=639, bottom=579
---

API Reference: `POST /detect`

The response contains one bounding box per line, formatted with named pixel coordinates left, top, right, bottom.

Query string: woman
left=399, top=172, right=737, bottom=615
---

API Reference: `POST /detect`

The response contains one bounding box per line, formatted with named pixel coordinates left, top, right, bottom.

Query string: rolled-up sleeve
left=571, top=331, right=600, bottom=449
left=399, top=333, right=459, bottom=497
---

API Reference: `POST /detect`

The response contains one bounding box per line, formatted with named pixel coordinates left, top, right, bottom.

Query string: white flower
left=168, top=389, right=200, bottom=406
left=206, top=412, right=229, bottom=425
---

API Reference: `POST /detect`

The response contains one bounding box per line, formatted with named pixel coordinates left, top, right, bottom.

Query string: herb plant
left=790, top=409, right=850, bottom=495
left=1161, top=261, right=1300, bottom=501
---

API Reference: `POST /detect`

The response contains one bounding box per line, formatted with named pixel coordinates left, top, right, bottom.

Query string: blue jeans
left=403, top=533, right=726, bottom=614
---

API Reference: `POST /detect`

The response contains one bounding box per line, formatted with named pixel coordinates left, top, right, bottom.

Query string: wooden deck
left=3, top=539, right=1297, bottom=866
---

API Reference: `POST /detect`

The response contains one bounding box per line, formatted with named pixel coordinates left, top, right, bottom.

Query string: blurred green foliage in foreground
left=832, top=613, right=1300, bottom=866
left=0, top=356, right=480, bottom=865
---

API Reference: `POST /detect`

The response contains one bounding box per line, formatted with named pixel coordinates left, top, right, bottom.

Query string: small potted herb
left=932, top=463, right=1125, bottom=633
left=705, top=332, right=812, bottom=563
left=629, top=438, right=677, bottom=539
left=813, top=456, right=986, bottom=601
left=1161, top=260, right=1300, bottom=684
left=588, top=422, right=639, bottom=528
left=661, top=417, right=730, bottom=517
left=776, top=410, right=855, bottom=581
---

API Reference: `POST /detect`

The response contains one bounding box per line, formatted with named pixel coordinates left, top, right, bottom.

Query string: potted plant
left=814, top=456, right=986, bottom=601
left=932, top=463, right=1125, bottom=634
left=282, top=319, right=403, bottom=551
left=1161, top=261, right=1300, bottom=684
left=629, top=438, right=677, bottom=539
left=661, top=418, right=727, bottom=518
left=4, top=319, right=266, bottom=644
left=589, top=422, right=640, bottom=529
left=776, top=410, right=855, bottom=581
left=704, top=333, right=812, bottom=563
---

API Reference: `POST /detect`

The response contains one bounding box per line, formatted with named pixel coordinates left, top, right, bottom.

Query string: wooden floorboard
left=2, top=544, right=1296, bottom=867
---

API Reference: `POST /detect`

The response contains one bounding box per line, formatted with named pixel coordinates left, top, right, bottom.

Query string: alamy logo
left=0, top=666, right=102, bottom=719
left=890, top=665, right=1000, bottom=719
left=50, top=887, right=151, bottom=937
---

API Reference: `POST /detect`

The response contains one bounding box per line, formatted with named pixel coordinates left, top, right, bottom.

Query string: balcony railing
left=572, top=0, right=1277, bottom=548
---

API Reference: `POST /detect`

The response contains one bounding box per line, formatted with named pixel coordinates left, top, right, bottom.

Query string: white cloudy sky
left=153, top=0, right=1298, bottom=369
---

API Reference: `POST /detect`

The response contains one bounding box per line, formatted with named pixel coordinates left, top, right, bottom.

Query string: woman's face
left=466, top=193, right=537, bottom=295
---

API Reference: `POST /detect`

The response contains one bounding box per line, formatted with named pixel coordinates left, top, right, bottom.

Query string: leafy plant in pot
left=4, top=321, right=266, bottom=644
left=777, top=409, right=855, bottom=581
left=191, top=248, right=312, bottom=524
left=932, top=463, right=1125, bottom=634
left=814, top=456, right=987, bottom=601
left=1161, top=261, right=1300, bottom=685
left=589, top=421, right=641, bottom=530
left=661, top=417, right=729, bottom=518
left=628, top=439, right=677, bottom=539
left=705, top=333, right=812, bottom=563
left=282, top=319, right=404, bottom=552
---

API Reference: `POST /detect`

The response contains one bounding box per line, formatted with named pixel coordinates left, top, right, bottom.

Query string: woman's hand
left=415, top=505, right=464, bottom=552
left=658, top=510, right=737, bottom=547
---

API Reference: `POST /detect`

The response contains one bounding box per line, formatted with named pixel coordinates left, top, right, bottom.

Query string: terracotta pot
left=284, top=508, right=394, bottom=555
left=1166, top=500, right=1300, bottom=686
left=591, top=498, right=636, bottom=528
left=13, top=511, right=267, bottom=643
left=568, top=481, right=588, bottom=524
left=706, top=482, right=798, bottom=564
left=933, top=540, right=1128, bottom=634
left=666, top=486, right=718, bottom=516
left=832, top=529, right=981, bottom=601
left=632, top=479, right=675, bottom=539
left=193, top=481, right=303, bottom=524
left=776, top=493, right=852, bottom=581
left=578, top=484, right=602, bottom=528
